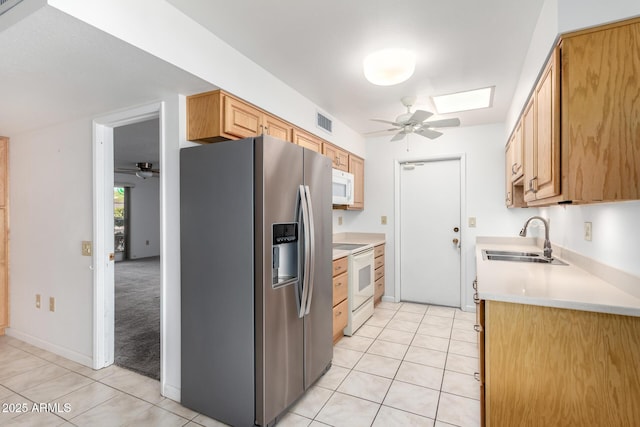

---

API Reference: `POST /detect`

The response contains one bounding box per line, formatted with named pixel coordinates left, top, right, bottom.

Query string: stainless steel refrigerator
left=180, top=135, right=333, bottom=427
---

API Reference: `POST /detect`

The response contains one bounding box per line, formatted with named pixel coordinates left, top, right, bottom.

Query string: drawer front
left=375, top=276, right=385, bottom=300
left=332, top=256, right=348, bottom=277
left=374, top=265, right=384, bottom=282
left=374, top=255, right=384, bottom=270
left=374, top=244, right=385, bottom=258
left=333, top=299, right=348, bottom=337
left=333, top=272, right=348, bottom=306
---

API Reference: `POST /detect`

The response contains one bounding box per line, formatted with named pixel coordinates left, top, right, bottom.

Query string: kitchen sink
left=482, top=249, right=568, bottom=266
left=484, top=250, right=541, bottom=257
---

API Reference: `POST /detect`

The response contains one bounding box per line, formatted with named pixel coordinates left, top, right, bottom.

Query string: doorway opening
left=113, top=119, right=161, bottom=380
left=92, top=103, right=164, bottom=383
left=395, top=155, right=466, bottom=308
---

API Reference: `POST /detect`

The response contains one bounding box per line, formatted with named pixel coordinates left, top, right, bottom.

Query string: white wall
left=335, top=124, right=536, bottom=310
left=541, top=202, right=640, bottom=277
left=9, top=117, right=94, bottom=364
left=114, top=173, right=161, bottom=259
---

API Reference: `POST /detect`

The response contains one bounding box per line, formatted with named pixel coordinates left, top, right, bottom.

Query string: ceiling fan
left=371, top=96, right=461, bottom=141
left=115, top=162, right=159, bottom=179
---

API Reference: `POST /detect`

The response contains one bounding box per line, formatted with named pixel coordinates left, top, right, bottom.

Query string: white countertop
left=332, top=232, right=385, bottom=260
left=476, top=237, right=640, bottom=317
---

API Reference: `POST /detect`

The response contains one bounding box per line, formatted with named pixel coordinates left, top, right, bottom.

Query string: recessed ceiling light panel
left=363, top=48, right=416, bottom=86
left=432, top=86, right=494, bottom=114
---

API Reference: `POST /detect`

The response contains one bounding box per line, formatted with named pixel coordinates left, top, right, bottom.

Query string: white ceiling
left=167, top=0, right=546, bottom=135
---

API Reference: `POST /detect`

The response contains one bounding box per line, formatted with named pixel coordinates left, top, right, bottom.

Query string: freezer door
left=303, top=148, right=333, bottom=388
left=255, top=136, right=305, bottom=426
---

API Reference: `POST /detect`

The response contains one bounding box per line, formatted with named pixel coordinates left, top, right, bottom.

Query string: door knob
left=453, top=227, right=459, bottom=232
left=452, top=238, right=459, bottom=245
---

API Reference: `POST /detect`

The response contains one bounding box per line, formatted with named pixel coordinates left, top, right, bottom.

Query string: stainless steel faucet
left=519, top=216, right=552, bottom=259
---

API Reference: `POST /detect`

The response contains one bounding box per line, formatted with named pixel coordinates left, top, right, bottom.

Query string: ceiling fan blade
left=407, top=109, right=433, bottom=124
left=415, top=128, right=443, bottom=139
left=390, top=131, right=406, bottom=142
left=371, top=118, right=402, bottom=126
left=423, top=118, right=461, bottom=128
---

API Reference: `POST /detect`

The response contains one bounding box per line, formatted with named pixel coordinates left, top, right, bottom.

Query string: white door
left=400, top=159, right=461, bottom=306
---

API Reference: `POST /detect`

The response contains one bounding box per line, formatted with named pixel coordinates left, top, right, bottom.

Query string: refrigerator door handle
left=298, top=184, right=311, bottom=318
left=303, top=185, right=315, bottom=315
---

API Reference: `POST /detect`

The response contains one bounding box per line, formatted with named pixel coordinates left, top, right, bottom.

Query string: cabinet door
left=263, top=113, right=292, bottom=142
left=293, top=129, right=322, bottom=153
left=323, top=143, right=349, bottom=171
left=562, top=20, right=640, bottom=201
left=532, top=50, right=561, bottom=200
left=522, top=98, right=536, bottom=202
left=505, top=141, right=514, bottom=207
left=223, top=95, right=262, bottom=139
left=347, top=154, right=364, bottom=210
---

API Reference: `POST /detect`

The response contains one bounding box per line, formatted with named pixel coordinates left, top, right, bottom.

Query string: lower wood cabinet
left=373, top=244, right=385, bottom=305
left=332, top=256, right=348, bottom=343
left=479, top=300, right=640, bottom=426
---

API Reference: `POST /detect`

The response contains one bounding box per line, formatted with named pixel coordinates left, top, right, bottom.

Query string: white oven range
left=333, top=243, right=375, bottom=335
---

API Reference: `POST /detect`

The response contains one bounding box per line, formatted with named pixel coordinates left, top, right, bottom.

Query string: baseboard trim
left=5, top=328, right=93, bottom=367
left=162, top=383, right=180, bottom=402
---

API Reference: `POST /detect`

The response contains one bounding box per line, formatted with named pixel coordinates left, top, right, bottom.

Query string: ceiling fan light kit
left=135, top=170, right=153, bottom=179
left=363, top=48, right=416, bottom=86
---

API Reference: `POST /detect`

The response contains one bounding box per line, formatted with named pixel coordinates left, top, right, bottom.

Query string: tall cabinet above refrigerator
left=180, top=135, right=333, bottom=427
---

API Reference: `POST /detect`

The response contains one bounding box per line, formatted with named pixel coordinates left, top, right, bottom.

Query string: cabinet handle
left=474, top=372, right=480, bottom=382
left=335, top=311, right=342, bottom=317
left=511, top=163, right=519, bottom=175
left=473, top=293, right=480, bottom=304
left=335, top=281, right=343, bottom=287
left=472, top=278, right=477, bottom=290
left=474, top=324, right=482, bottom=332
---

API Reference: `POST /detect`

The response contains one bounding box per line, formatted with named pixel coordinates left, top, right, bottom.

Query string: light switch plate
left=49, top=297, right=55, bottom=312
left=584, top=222, right=592, bottom=241
left=468, top=217, right=477, bottom=228
left=381, top=215, right=388, bottom=225
left=337, top=216, right=343, bottom=226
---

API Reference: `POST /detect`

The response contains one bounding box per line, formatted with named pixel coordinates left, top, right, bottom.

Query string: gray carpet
left=114, top=256, right=160, bottom=380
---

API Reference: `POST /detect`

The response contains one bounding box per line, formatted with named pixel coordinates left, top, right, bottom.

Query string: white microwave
left=332, top=169, right=354, bottom=205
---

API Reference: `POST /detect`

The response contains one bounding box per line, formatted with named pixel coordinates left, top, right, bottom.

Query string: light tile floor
left=0, top=302, right=479, bottom=426
left=283, top=301, right=480, bottom=427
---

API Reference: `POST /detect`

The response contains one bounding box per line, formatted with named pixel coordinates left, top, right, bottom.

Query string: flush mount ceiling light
left=431, top=86, right=495, bottom=114
left=363, top=48, right=416, bottom=86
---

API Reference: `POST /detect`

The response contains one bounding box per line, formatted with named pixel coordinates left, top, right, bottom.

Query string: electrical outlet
left=381, top=215, right=388, bottom=225
left=36, top=294, right=41, bottom=309
left=468, top=217, right=477, bottom=228
left=337, top=216, right=343, bottom=225
left=49, top=297, right=55, bottom=312
left=584, top=222, right=592, bottom=241
left=81, top=241, right=92, bottom=256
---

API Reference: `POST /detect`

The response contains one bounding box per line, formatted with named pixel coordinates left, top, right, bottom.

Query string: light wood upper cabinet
left=347, top=154, right=364, bottom=210
left=0, top=136, right=8, bottom=334
left=505, top=119, right=525, bottom=208
left=292, top=128, right=322, bottom=153
left=223, top=95, right=262, bottom=139
left=262, top=113, right=292, bottom=142
left=187, top=90, right=293, bottom=143
left=560, top=19, right=640, bottom=202
left=531, top=49, right=561, bottom=201
left=512, top=17, right=640, bottom=207
left=522, top=48, right=561, bottom=204
left=322, top=142, right=349, bottom=171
